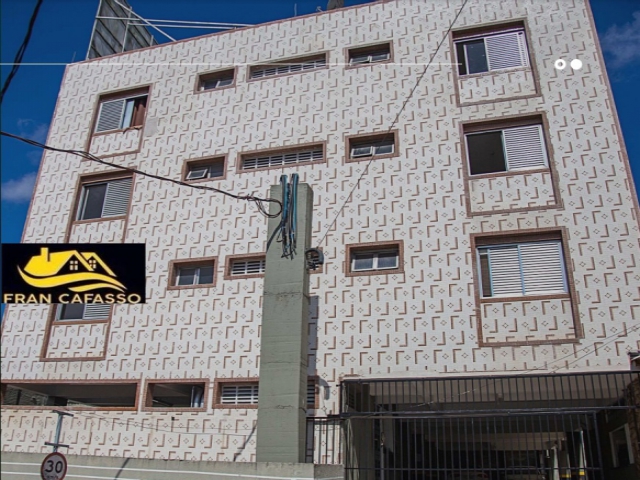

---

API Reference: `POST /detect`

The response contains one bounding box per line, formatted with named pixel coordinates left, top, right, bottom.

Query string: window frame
left=195, top=68, right=237, bottom=93
left=73, top=173, right=134, bottom=224
left=143, top=379, right=209, bottom=412
left=168, top=257, right=218, bottom=290
left=237, top=141, right=326, bottom=173
left=224, top=253, right=266, bottom=280
left=462, top=116, right=552, bottom=179
left=248, top=53, right=328, bottom=81
left=345, top=131, right=399, bottom=163
left=610, top=424, right=634, bottom=468
left=182, top=156, right=227, bottom=183
left=55, top=304, right=112, bottom=323
left=213, top=378, right=259, bottom=409
left=346, top=42, right=393, bottom=68
left=453, top=25, right=529, bottom=77
left=345, top=241, right=404, bottom=277
left=92, top=87, right=150, bottom=135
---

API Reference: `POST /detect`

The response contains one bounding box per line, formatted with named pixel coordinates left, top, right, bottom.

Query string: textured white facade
left=2, top=0, right=639, bottom=463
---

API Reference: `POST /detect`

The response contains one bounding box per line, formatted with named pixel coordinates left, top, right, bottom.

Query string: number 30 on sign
left=40, top=452, right=67, bottom=480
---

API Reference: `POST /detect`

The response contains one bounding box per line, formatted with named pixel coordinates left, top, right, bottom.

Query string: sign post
left=40, top=452, right=67, bottom=480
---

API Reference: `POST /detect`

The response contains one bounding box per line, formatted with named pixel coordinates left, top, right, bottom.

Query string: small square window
left=198, top=69, right=235, bottom=91
left=214, top=380, right=259, bottom=408
left=225, top=254, right=266, bottom=279
left=184, top=157, right=226, bottom=181
left=454, top=27, right=529, bottom=76
left=347, top=132, right=397, bottom=161
left=347, top=241, right=403, bottom=276
left=348, top=43, right=392, bottom=66
left=169, top=258, right=217, bottom=289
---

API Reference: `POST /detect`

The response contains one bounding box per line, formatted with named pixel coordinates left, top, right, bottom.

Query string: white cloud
left=600, top=11, right=640, bottom=69
left=1, top=172, right=37, bottom=203
left=16, top=118, right=49, bottom=143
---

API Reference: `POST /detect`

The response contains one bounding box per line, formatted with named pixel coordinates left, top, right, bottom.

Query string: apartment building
left=1, top=0, right=639, bottom=479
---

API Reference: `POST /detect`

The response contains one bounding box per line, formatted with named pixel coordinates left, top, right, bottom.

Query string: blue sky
left=1, top=0, right=639, bottom=247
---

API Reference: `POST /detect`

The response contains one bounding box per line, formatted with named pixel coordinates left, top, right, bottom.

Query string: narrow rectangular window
left=351, top=249, right=399, bottom=272
left=348, top=43, right=392, bottom=65
left=56, top=304, right=110, bottom=321
left=241, top=146, right=323, bottom=171
left=348, top=132, right=396, bottom=160
left=176, top=265, right=214, bottom=286
left=185, top=158, right=226, bottom=181
left=198, top=69, right=235, bottom=91
left=220, top=384, right=259, bottom=405
left=250, top=54, right=326, bottom=79
left=147, top=382, right=205, bottom=408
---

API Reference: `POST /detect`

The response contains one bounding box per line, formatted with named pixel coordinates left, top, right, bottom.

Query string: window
left=455, top=28, right=529, bottom=76
left=185, top=158, right=226, bottom=181
left=77, top=177, right=132, bottom=220
left=249, top=54, right=327, bottom=79
left=146, top=382, right=205, bottom=408
left=465, top=124, right=548, bottom=175
left=1, top=382, right=138, bottom=408
left=307, top=381, right=317, bottom=408
left=477, top=240, right=567, bottom=298
left=176, top=265, right=214, bottom=286
left=241, top=145, right=324, bottom=171
left=347, top=241, right=403, bottom=276
left=56, top=304, right=110, bottom=321
left=346, top=132, right=397, bottom=162
left=95, top=93, right=148, bottom=133
left=198, top=69, right=235, bottom=91
left=230, top=257, right=265, bottom=276
left=348, top=43, right=391, bottom=65
left=220, top=384, right=259, bottom=405
left=610, top=424, right=634, bottom=467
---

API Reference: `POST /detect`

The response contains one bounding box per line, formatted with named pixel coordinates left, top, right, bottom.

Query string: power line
left=314, top=0, right=470, bottom=249
left=0, top=0, right=44, bottom=105
left=0, top=130, right=282, bottom=218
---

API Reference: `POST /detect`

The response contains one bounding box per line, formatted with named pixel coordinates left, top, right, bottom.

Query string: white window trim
left=176, top=265, right=214, bottom=286
left=477, top=240, right=568, bottom=298
left=351, top=249, right=399, bottom=272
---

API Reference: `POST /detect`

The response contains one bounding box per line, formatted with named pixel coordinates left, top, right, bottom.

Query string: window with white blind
left=455, top=29, right=529, bottom=76
left=477, top=240, right=567, bottom=298
left=220, top=384, right=259, bottom=405
left=348, top=43, right=392, bottom=65
left=249, top=54, right=327, bottom=79
left=466, top=124, right=548, bottom=175
left=95, top=93, right=148, bottom=133
left=185, top=158, right=225, bottom=180
left=229, top=257, right=266, bottom=277
left=56, top=304, right=110, bottom=321
left=77, top=177, right=133, bottom=220
left=241, top=147, right=323, bottom=171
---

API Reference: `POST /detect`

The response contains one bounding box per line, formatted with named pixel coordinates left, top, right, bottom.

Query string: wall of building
left=2, top=0, right=639, bottom=461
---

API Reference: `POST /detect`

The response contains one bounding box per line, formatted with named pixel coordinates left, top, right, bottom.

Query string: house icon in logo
left=18, top=248, right=126, bottom=292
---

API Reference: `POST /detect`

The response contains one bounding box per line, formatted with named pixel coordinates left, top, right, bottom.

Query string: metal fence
left=306, top=416, right=343, bottom=465
left=341, top=371, right=640, bottom=480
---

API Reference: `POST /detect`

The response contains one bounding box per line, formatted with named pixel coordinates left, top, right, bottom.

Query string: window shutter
left=221, top=384, right=259, bottom=404
left=83, top=304, right=111, bottom=319
left=231, top=259, right=265, bottom=275
left=307, top=383, right=316, bottom=407
left=102, top=178, right=132, bottom=217
left=503, top=125, right=548, bottom=170
left=486, top=246, right=523, bottom=296
left=96, top=99, right=125, bottom=132
left=520, top=242, right=566, bottom=295
left=485, top=31, right=528, bottom=71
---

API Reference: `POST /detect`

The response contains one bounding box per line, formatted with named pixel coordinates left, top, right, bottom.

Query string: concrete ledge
left=1, top=452, right=344, bottom=480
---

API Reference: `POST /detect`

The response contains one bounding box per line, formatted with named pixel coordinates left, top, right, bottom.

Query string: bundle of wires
left=279, top=174, right=298, bottom=259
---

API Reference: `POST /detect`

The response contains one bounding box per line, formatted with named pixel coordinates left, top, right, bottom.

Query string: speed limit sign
left=40, top=452, right=67, bottom=480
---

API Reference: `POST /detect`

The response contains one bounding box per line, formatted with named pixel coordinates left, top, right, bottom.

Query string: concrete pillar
left=256, top=183, right=313, bottom=463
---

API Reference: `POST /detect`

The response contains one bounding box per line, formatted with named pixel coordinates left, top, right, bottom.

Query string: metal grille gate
left=341, top=372, right=640, bottom=480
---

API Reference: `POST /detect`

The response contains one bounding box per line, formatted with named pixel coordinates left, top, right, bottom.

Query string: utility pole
left=256, top=180, right=313, bottom=463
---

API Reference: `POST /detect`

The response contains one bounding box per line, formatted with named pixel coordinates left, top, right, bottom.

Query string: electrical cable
left=0, top=130, right=282, bottom=218
left=314, top=0, right=470, bottom=249
left=0, top=0, right=44, bottom=105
